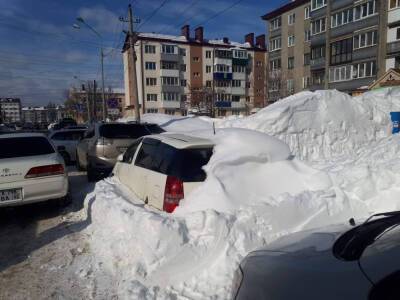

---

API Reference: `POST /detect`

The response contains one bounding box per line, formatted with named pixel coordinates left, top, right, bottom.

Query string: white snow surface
left=83, top=88, right=400, bottom=299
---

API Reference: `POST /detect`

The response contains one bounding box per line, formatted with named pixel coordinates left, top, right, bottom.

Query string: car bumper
left=88, top=155, right=115, bottom=173
left=0, top=175, right=69, bottom=207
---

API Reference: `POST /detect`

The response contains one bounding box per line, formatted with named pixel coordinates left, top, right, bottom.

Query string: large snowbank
left=80, top=88, right=400, bottom=299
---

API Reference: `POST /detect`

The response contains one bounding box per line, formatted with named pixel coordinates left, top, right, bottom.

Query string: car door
left=77, top=128, right=95, bottom=167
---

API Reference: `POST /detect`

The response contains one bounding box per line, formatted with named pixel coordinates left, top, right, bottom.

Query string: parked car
left=113, top=134, right=214, bottom=213
left=0, top=124, right=12, bottom=134
left=0, top=133, right=69, bottom=207
left=49, top=129, right=86, bottom=164
left=76, top=122, right=165, bottom=181
left=232, top=211, right=400, bottom=300
left=52, top=118, right=77, bottom=130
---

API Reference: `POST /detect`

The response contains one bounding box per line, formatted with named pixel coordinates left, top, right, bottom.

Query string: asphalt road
left=0, top=168, right=97, bottom=299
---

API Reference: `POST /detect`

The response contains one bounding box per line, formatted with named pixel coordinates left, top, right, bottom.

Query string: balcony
left=160, top=52, right=179, bottom=62
left=232, top=58, right=249, bottom=66
left=160, top=69, right=180, bottom=77
left=388, top=8, right=400, bottom=25
left=387, top=41, right=400, bottom=56
left=215, top=101, right=232, bottom=108
left=214, top=72, right=233, bottom=80
left=310, top=57, right=325, bottom=70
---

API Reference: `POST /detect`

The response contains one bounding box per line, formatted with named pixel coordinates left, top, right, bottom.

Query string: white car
left=0, top=133, right=69, bottom=207
left=113, top=134, right=214, bottom=212
left=49, top=129, right=86, bottom=164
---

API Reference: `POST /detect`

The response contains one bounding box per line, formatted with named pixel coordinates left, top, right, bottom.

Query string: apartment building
left=123, top=26, right=267, bottom=117
left=22, top=105, right=67, bottom=124
left=0, top=98, right=22, bottom=123
left=263, top=0, right=395, bottom=97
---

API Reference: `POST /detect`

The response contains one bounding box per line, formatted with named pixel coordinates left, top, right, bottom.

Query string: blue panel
left=215, top=101, right=231, bottom=108
left=213, top=73, right=233, bottom=80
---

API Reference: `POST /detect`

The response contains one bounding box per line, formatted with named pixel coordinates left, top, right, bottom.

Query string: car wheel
left=87, top=165, right=97, bottom=182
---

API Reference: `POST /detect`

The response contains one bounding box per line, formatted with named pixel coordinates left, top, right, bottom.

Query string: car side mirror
left=117, top=154, right=124, bottom=162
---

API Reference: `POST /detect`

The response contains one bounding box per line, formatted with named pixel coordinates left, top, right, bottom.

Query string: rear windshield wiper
left=333, top=211, right=400, bottom=261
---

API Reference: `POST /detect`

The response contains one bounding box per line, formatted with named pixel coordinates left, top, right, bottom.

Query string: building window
left=331, top=8, right=353, bottom=28
left=206, top=65, right=212, bottom=73
left=312, top=70, right=325, bottom=85
left=311, top=0, right=327, bottom=11
left=147, top=108, right=158, bottom=113
left=329, top=65, right=352, bottom=82
left=144, top=45, right=156, bottom=54
left=354, top=0, right=377, bottom=21
left=288, top=35, right=295, bottom=47
left=161, top=77, right=178, bottom=86
left=193, top=57, right=200, bottom=62
left=193, top=72, right=200, bottom=77
left=269, top=58, right=281, bottom=71
left=145, top=62, right=156, bottom=70
left=352, top=61, right=376, bottom=79
left=162, top=93, right=180, bottom=101
left=181, top=79, right=187, bottom=87
left=214, top=64, right=230, bottom=72
left=397, top=28, right=400, bottom=40
left=305, top=6, right=311, bottom=19
left=161, top=61, right=178, bottom=70
left=288, top=13, right=296, bottom=25
left=305, top=29, right=311, bottom=42
left=206, top=50, right=212, bottom=58
left=233, top=50, right=247, bottom=58
left=287, top=79, right=294, bottom=94
left=232, top=95, right=240, bottom=102
left=311, top=45, right=326, bottom=60
left=232, top=80, right=242, bottom=87
left=304, top=53, right=310, bottom=66
left=216, top=93, right=231, bottom=101
left=311, top=18, right=326, bottom=35
left=270, top=17, right=282, bottom=30
left=246, top=82, right=251, bottom=88
left=303, top=76, right=311, bottom=89
left=216, top=80, right=230, bottom=87
left=233, top=65, right=246, bottom=73
left=179, top=48, right=186, bottom=56
left=256, top=61, right=262, bottom=67
left=146, top=78, right=157, bottom=86
left=353, top=30, right=378, bottom=49
left=146, top=94, right=158, bottom=101
left=288, top=57, right=295, bottom=69
left=206, top=80, right=212, bottom=87
left=390, top=0, right=400, bottom=9
left=161, top=44, right=177, bottom=54
left=269, top=37, right=282, bottom=51
left=180, top=64, right=186, bottom=71
left=330, top=38, right=352, bottom=65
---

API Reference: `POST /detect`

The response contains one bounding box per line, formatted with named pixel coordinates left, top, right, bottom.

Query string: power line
left=158, top=0, right=201, bottom=34
left=193, top=0, right=244, bottom=27
left=137, top=0, right=170, bottom=30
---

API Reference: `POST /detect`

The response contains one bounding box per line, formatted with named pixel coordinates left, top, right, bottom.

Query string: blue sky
left=0, top=0, right=283, bottom=106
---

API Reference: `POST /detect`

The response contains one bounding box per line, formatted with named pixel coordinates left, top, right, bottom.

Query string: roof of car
left=0, top=132, right=46, bottom=139
left=145, top=133, right=214, bottom=149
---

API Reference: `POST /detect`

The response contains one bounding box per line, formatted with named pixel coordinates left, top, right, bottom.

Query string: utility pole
left=128, top=4, right=141, bottom=122
left=93, top=79, right=97, bottom=122
left=101, top=49, right=106, bottom=121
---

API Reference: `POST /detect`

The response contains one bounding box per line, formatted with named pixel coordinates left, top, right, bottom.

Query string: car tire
left=87, top=165, right=97, bottom=182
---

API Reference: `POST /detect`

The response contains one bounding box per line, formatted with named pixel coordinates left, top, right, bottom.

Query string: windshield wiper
left=333, top=211, right=400, bottom=261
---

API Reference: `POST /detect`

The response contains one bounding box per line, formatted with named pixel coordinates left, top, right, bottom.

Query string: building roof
left=0, top=98, right=21, bottom=103
left=262, top=0, right=310, bottom=21
left=123, top=32, right=266, bottom=53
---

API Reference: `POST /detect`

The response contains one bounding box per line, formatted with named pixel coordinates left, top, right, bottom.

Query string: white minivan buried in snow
left=113, top=134, right=214, bottom=213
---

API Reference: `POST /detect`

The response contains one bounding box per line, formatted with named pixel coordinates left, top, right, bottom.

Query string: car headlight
left=231, top=266, right=244, bottom=299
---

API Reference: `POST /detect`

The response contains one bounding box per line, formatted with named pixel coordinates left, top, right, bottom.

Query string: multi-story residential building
left=22, top=106, right=66, bottom=124
left=123, top=25, right=267, bottom=117
left=263, top=0, right=394, bottom=97
left=0, top=98, right=22, bottom=123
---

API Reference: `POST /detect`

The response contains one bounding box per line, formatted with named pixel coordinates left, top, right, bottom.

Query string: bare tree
left=187, top=84, right=214, bottom=116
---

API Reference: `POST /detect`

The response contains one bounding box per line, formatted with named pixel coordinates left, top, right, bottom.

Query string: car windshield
left=0, top=136, right=55, bottom=159
left=333, top=212, right=400, bottom=261
left=99, top=124, right=151, bottom=139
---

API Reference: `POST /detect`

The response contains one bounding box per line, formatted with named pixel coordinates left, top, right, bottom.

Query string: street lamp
left=73, top=17, right=107, bottom=121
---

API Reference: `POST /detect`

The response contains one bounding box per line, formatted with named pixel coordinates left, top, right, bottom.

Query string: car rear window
left=99, top=124, right=150, bottom=139
left=0, top=136, right=55, bottom=159
left=135, top=139, right=213, bottom=182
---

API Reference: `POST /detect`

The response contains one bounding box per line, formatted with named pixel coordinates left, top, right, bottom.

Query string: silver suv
left=76, top=122, right=164, bottom=181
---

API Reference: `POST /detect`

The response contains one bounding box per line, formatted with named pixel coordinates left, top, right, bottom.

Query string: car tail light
left=163, top=176, right=184, bottom=213
left=25, top=164, right=65, bottom=179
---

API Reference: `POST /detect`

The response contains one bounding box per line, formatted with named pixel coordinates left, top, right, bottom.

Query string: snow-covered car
left=49, top=128, right=86, bottom=164
left=113, top=134, right=214, bottom=213
left=0, top=133, right=69, bottom=207
left=76, top=122, right=165, bottom=181
left=232, top=211, right=400, bottom=300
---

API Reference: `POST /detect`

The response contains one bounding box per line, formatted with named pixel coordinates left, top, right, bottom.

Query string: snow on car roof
left=148, top=133, right=214, bottom=149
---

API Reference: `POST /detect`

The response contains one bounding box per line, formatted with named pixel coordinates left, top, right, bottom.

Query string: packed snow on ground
left=79, top=88, right=400, bottom=299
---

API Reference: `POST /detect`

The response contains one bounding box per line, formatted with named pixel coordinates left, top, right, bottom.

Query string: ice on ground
left=81, top=88, right=400, bottom=299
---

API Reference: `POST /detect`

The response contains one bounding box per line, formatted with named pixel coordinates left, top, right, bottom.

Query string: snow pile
left=82, top=129, right=371, bottom=299
left=218, top=89, right=400, bottom=161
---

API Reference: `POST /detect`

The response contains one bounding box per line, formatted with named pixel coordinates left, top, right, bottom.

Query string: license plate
left=118, top=147, right=127, bottom=153
left=0, top=188, right=23, bottom=202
